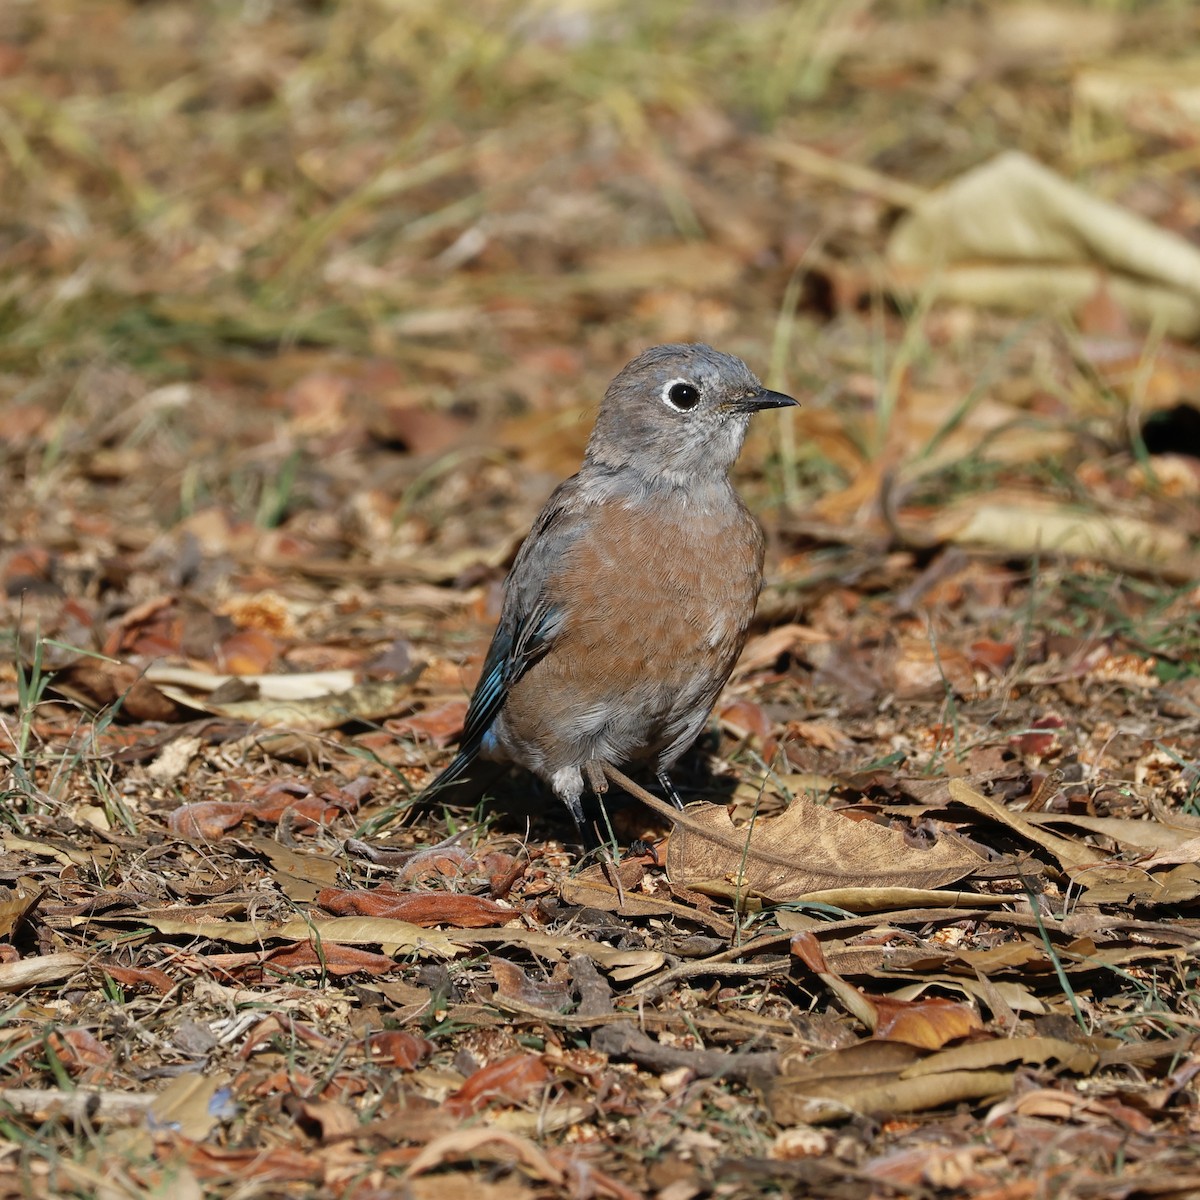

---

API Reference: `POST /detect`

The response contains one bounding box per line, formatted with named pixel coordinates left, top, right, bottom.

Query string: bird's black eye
left=663, top=380, right=701, bottom=411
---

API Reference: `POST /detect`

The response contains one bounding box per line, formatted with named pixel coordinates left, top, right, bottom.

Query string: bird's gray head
left=585, top=343, right=797, bottom=484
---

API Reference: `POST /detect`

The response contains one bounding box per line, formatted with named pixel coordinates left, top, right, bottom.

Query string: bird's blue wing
left=457, top=596, right=563, bottom=754
left=422, top=478, right=586, bottom=794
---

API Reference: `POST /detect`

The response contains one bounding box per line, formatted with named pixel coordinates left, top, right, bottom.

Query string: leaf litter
left=3, top=1, right=1200, bottom=1197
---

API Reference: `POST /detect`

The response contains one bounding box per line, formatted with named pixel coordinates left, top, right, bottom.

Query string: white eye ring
left=661, top=378, right=701, bottom=411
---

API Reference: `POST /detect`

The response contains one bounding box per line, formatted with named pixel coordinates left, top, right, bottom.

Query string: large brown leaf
left=667, top=794, right=984, bottom=900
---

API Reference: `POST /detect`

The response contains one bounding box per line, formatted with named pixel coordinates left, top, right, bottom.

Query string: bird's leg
left=657, top=771, right=685, bottom=811
left=551, top=766, right=588, bottom=839
left=583, top=759, right=609, bottom=795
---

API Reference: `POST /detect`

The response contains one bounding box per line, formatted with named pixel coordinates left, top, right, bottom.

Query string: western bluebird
left=427, top=343, right=796, bottom=837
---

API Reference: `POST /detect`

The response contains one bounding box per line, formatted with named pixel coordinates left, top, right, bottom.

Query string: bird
left=426, top=343, right=797, bottom=839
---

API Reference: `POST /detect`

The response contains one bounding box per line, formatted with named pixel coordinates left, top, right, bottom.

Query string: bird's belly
left=496, top=498, right=763, bottom=774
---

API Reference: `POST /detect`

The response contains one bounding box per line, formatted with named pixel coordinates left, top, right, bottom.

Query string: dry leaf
left=157, top=679, right=415, bottom=730
left=920, top=495, right=1192, bottom=573
left=0, top=884, right=41, bottom=939
left=0, top=952, right=85, bottom=992
left=947, top=779, right=1104, bottom=872
left=149, top=1072, right=232, bottom=1141
left=102, top=963, right=176, bottom=996
left=316, top=888, right=518, bottom=928
left=791, top=932, right=983, bottom=1048
left=888, top=151, right=1200, bottom=336
left=443, top=1055, right=552, bottom=1118
left=668, top=795, right=984, bottom=900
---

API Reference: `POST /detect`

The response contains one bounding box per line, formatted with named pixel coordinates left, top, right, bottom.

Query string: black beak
left=740, top=388, right=799, bottom=412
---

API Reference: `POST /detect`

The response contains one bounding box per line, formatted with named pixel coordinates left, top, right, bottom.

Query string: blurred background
left=2, top=0, right=1199, bottom=673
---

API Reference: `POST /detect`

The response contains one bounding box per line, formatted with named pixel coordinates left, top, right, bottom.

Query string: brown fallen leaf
left=891, top=639, right=977, bottom=700
left=403, top=1126, right=563, bottom=1184
left=560, top=865, right=736, bottom=937
left=442, top=1054, right=552, bottom=1118
left=316, top=887, right=518, bottom=928
left=101, top=963, right=177, bottom=996
left=0, top=952, right=86, bottom=992
left=887, top=150, right=1200, bottom=337
left=770, top=1040, right=1015, bottom=1125
left=666, top=792, right=984, bottom=900
left=1070, top=861, right=1200, bottom=906
left=248, top=836, right=339, bottom=903
left=150, top=1072, right=232, bottom=1141
left=947, top=778, right=1104, bottom=872
left=49, top=660, right=192, bottom=723
left=297, top=1098, right=358, bottom=1141
left=734, top=623, right=827, bottom=678
left=362, top=1031, right=433, bottom=1070
left=791, top=932, right=982, bottom=1048
left=916, top=494, right=1195, bottom=577
left=987, top=1085, right=1153, bottom=1131
left=168, top=801, right=249, bottom=841
left=490, top=956, right=571, bottom=1012
left=141, top=914, right=455, bottom=955
left=216, top=628, right=279, bottom=675
left=169, top=779, right=364, bottom=841
left=901, top=1036, right=1098, bottom=1078
left=47, top=1028, right=111, bottom=1071
left=386, top=700, right=469, bottom=747
left=871, top=995, right=983, bottom=1049
left=254, top=941, right=401, bottom=978
left=162, top=1142, right=325, bottom=1184
left=158, top=679, right=417, bottom=730
left=0, top=884, right=41, bottom=939
left=718, top=697, right=778, bottom=757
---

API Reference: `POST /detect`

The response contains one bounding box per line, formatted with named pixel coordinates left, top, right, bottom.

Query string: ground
left=3, top=2, right=1200, bottom=1197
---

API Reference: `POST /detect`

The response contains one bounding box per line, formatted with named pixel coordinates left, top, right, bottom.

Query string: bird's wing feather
left=425, top=475, right=591, bottom=790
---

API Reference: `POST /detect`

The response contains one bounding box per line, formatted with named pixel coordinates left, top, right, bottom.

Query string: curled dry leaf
left=216, top=628, right=280, bottom=675
left=49, top=660, right=190, bottom=723
left=362, top=1031, right=432, bottom=1070
left=47, top=1028, right=112, bottom=1071
left=253, top=941, right=400, bottom=978
left=404, top=1126, right=564, bottom=1185
left=386, top=700, right=469, bottom=748
left=443, top=1054, right=552, bottom=1118
left=718, top=697, right=778, bottom=756
left=297, top=1098, right=358, bottom=1141
left=0, top=952, right=86, bottom=992
left=169, top=779, right=363, bottom=841
left=316, top=887, right=518, bottom=928
left=165, top=679, right=418, bottom=730
left=164, top=1143, right=325, bottom=1184
left=101, top=963, right=176, bottom=996
left=791, top=932, right=982, bottom=1048
left=0, top=885, right=41, bottom=939
left=490, top=956, right=572, bottom=1012
left=891, top=639, right=978, bottom=700
left=888, top=151, right=1200, bottom=337
left=143, top=913, right=454, bottom=955
left=870, top=995, right=984, bottom=1049
left=769, top=1034, right=1049, bottom=1126
left=917, top=494, right=1194, bottom=577
left=947, top=779, right=1104, bottom=872
left=168, top=801, right=249, bottom=841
